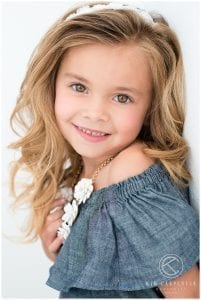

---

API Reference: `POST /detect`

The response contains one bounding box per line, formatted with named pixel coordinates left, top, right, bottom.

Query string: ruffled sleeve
left=46, top=163, right=199, bottom=293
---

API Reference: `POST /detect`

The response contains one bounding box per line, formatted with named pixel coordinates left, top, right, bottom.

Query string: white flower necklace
left=57, top=156, right=114, bottom=240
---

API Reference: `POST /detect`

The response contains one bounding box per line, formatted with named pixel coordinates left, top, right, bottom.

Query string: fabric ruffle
left=46, top=162, right=199, bottom=293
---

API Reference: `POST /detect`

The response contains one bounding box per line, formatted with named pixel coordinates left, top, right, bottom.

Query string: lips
left=73, top=124, right=111, bottom=143
left=74, top=125, right=109, bottom=136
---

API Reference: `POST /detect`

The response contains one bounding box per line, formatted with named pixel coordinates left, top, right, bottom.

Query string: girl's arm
left=158, top=265, right=199, bottom=298
left=39, top=198, right=66, bottom=261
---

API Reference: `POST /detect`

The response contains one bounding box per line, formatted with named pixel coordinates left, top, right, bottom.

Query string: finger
left=45, top=218, right=63, bottom=236
left=46, top=209, right=64, bottom=224
left=49, top=198, right=66, bottom=215
left=49, top=205, right=63, bottom=215
left=48, top=236, right=64, bottom=254
left=50, top=198, right=66, bottom=210
left=41, top=215, right=63, bottom=240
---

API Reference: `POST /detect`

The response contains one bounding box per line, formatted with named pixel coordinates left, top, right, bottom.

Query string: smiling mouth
left=73, top=124, right=110, bottom=137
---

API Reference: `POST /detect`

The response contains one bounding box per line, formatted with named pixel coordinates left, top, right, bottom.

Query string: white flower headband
left=66, top=2, right=154, bottom=25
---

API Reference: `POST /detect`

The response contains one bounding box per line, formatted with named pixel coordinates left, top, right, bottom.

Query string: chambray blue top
left=46, top=161, right=199, bottom=298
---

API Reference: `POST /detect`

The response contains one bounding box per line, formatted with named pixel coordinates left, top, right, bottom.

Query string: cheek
left=54, top=95, right=74, bottom=121
left=54, top=97, right=64, bottom=116
left=116, top=109, right=147, bottom=133
left=54, top=83, right=73, bottom=118
left=54, top=99, right=64, bottom=123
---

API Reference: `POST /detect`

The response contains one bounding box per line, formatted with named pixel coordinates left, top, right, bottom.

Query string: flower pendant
left=56, top=155, right=114, bottom=240
left=61, top=200, right=78, bottom=226
left=57, top=178, right=94, bottom=240
left=74, top=178, right=93, bottom=204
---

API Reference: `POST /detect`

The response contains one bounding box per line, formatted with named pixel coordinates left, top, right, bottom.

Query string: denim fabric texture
left=46, top=162, right=199, bottom=298
left=59, top=287, right=164, bottom=298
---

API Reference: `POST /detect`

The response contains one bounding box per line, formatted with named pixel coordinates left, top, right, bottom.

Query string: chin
left=76, top=151, right=103, bottom=159
left=73, top=147, right=109, bottom=160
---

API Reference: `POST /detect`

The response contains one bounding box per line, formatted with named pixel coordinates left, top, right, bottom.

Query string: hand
left=40, top=198, right=66, bottom=262
left=158, top=264, right=199, bottom=298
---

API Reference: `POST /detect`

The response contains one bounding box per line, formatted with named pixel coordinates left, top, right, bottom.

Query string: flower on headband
left=77, top=5, right=90, bottom=15
left=66, top=2, right=154, bottom=25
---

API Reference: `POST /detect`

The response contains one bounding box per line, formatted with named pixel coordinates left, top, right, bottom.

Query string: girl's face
left=55, top=43, right=152, bottom=160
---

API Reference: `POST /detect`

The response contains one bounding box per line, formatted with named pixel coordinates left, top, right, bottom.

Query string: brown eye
left=71, top=83, right=86, bottom=93
left=114, top=94, right=132, bottom=104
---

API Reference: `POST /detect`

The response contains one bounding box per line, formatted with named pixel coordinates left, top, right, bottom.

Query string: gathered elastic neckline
left=88, top=160, right=169, bottom=197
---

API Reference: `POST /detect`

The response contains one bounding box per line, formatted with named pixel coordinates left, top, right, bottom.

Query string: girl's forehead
left=60, top=42, right=149, bottom=68
left=58, top=43, right=153, bottom=94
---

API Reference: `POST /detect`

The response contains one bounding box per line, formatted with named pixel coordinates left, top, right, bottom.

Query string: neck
left=81, top=155, right=113, bottom=178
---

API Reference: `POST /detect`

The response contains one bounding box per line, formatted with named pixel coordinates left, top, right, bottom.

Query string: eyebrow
left=64, top=72, right=143, bottom=95
left=64, top=72, right=90, bottom=84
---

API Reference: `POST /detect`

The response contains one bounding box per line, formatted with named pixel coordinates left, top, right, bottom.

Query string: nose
left=81, top=96, right=109, bottom=122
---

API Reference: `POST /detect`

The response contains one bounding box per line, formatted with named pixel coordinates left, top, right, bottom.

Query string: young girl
left=9, top=1, right=199, bottom=298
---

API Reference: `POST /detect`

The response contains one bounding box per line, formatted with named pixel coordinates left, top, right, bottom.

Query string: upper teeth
left=78, top=126, right=106, bottom=136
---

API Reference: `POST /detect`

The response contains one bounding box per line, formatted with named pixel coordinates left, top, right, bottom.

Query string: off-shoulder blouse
left=46, top=161, right=199, bottom=298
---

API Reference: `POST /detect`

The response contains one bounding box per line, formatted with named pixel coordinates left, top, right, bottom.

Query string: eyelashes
left=69, top=83, right=134, bottom=104
left=113, top=94, right=132, bottom=104
left=70, top=83, right=86, bottom=93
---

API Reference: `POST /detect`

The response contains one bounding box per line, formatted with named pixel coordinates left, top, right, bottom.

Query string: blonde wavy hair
left=9, top=2, right=191, bottom=241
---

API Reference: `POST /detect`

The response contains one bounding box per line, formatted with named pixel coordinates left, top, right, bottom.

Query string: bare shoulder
left=109, top=142, right=156, bottom=185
